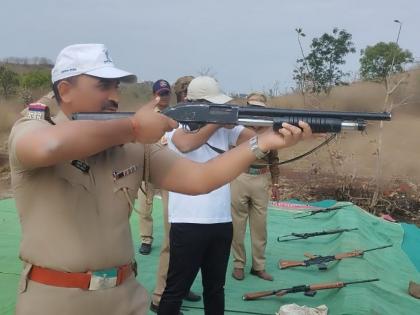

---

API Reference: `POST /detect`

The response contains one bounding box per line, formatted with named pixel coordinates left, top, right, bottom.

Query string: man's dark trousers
left=158, top=222, right=233, bottom=315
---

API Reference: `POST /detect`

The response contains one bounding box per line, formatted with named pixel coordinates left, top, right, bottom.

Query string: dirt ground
left=0, top=152, right=418, bottom=225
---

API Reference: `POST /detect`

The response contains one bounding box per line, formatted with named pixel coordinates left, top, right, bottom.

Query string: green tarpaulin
left=0, top=198, right=419, bottom=314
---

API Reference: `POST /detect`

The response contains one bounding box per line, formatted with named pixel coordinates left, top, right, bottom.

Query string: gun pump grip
left=335, top=250, right=363, bottom=259
left=310, top=282, right=344, bottom=291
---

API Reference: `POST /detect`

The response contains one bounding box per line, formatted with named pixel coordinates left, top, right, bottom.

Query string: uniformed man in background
left=138, top=79, right=172, bottom=255
left=231, top=92, right=280, bottom=282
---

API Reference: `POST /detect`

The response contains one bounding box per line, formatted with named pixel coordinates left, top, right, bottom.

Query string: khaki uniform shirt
left=251, top=150, right=280, bottom=184
left=8, top=111, right=178, bottom=272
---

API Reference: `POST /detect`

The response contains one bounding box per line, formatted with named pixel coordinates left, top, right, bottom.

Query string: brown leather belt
left=28, top=263, right=134, bottom=290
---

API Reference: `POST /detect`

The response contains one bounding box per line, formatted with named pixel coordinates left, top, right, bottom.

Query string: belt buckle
left=248, top=168, right=259, bottom=175
left=88, top=268, right=118, bottom=290
left=248, top=167, right=261, bottom=175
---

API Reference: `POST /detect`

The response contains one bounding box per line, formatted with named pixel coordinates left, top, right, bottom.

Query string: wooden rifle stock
left=242, top=289, right=287, bottom=301
left=279, top=260, right=306, bottom=269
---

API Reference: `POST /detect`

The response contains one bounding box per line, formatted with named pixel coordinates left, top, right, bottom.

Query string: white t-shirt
left=166, top=125, right=244, bottom=224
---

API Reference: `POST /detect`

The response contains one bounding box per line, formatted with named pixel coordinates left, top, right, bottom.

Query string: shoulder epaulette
left=26, top=103, right=55, bottom=125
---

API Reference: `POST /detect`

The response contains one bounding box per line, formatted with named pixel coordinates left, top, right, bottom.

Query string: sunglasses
left=158, top=90, right=171, bottom=97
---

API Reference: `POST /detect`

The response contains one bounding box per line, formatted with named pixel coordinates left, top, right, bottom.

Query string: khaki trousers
left=138, top=183, right=167, bottom=245
left=152, top=189, right=170, bottom=305
left=231, top=172, right=270, bottom=271
left=16, top=273, right=149, bottom=315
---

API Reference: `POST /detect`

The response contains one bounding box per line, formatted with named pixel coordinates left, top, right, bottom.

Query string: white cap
left=247, top=92, right=267, bottom=107
left=187, top=76, right=232, bottom=104
left=51, top=44, right=137, bottom=84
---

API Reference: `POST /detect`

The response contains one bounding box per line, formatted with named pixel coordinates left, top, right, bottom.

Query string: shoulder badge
left=26, top=103, right=54, bottom=124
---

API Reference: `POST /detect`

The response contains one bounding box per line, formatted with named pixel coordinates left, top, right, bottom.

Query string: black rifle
left=293, top=203, right=351, bottom=219
left=243, top=278, right=379, bottom=300
left=279, top=244, right=393, bottom=270
left=277, top=227, right=358, bottom=242
left=71, top=102, right=391, bottom=133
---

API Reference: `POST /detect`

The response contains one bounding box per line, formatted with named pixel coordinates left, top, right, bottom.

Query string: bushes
left=0, top=65, right=51, bottom=100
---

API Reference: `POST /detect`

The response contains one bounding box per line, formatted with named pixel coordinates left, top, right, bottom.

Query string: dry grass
left=0, top=99, right=22, bottom=135
left=0, top=70, right=419, bottom=185
left=264, top=69, right=420, bottom=185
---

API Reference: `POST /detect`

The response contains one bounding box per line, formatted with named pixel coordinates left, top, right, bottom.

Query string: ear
left=57, top=80, right=74, bottom=104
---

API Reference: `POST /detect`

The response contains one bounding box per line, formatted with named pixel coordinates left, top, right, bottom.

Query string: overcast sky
left=1, top=0, right=419, bottom=93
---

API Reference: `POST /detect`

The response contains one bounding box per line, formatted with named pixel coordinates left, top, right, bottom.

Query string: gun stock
left=279, top=260, right=306, bottom=269
left=242, top=290, right=277, bottom=301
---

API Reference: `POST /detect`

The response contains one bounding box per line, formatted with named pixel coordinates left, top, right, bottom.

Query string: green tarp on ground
left=1, top=198, right=419, bottom=315
left=402, top=223, right=420, bottom=272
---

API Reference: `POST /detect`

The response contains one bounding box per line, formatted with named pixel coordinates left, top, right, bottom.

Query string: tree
left=293, top=28, right=356, bottom=94
left=0, top=65, right=20, bottom=98
left=359, top=42, right=413, bottom=87
left=20, top=69, right=51, bottom=89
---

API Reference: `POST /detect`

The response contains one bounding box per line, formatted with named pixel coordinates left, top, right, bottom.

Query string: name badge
left=112, top=165, right=138, bottom=181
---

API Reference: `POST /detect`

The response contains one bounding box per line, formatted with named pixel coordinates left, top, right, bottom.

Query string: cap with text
left=51, top=43, right=137, bottom=84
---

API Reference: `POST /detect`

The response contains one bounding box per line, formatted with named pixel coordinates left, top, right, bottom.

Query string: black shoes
left=150, top=302, right=184, bottom=315
left=150, top=302, right=159, bottom=313
left=149, top=290, right=200, bottom=314
left=139, top=243, right=152, bottom=255
left=184, top=290, right=201, bottom=302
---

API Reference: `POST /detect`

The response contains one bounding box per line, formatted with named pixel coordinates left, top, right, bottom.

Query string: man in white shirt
left=157, top=76, right=254, bottom=315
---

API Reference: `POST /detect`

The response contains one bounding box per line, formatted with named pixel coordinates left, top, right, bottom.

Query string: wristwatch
left=249, top=136, right=269, bottom=159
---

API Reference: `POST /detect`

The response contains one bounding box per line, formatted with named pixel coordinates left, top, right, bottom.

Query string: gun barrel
left=71, top=112, right=134, bottom=120
left=238, top=118, right=367, bottom=132
left=238, top=107, right=391, bottom=121
left=343, top=278, right=380, bottom=286
left=363, top=244, right=393, bottom=253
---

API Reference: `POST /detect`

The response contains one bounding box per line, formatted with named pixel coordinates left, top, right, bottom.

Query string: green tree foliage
left=0, top=65, right=20, bottom=99
left=20, top=69, right=51, bottom=89
left=359, top=42, right=413, bottom=84
left=293, top=28, right=356, bottom=94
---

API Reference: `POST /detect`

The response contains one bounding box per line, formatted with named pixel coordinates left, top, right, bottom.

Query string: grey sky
left=1, top=0, right=419, bottom=94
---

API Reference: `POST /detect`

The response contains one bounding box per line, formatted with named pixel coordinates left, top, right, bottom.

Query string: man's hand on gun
left=130, top=97, right=178, bottom=144
left=257, top=121, right=313, bottom=152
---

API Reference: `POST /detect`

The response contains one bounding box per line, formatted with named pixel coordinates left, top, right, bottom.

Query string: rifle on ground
left=277, top=227, right=358, bottom=242
left=71, top=102, right=391, bottom=133
left=293, top=203, right=351, bottom=219
left=279, top=244, right=392, bottom=270
left=243, top=278, right=379, bottom=301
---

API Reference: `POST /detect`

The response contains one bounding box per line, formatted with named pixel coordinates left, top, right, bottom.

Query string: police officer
left=231, top=92, right=280, bottom=282
left=138, top=79, right=172, bottom=255
left=9, top=43, right=313, bottom=315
